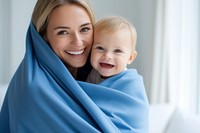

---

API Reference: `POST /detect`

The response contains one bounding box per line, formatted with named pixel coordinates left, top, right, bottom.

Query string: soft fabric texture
left=86, top=69, right=105, bottom=83
left=0, top=22, right=149, bottom=133
left=149, top=103, right=175, bottom=133
left=86, top=68, right=128, bottom=84
left=165, top=108, right=200, bottom=133
left=0, top=84, right=8, bottom=109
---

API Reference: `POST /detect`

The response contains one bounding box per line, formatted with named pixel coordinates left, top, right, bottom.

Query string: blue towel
left=0, top=22, right=149, bottom=133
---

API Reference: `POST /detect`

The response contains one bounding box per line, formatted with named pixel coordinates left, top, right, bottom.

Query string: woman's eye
left=114, top=49, right=122, bottom=53
left=57, top=30, right=68, bottom=35
left=80, top=27, right=90, bottom=33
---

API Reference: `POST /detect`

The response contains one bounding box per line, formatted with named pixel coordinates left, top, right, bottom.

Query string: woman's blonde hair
left=94, top=16, right=137, bottom=50
left=32, top=0, right=95, bottom=36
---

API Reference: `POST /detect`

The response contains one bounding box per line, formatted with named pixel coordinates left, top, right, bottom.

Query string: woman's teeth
left=66, top=50, right=84, bottom=55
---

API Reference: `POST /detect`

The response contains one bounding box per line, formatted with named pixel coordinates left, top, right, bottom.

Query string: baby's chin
left=100, top=72, right=120, bottom=79
left=100, top=75, right=110, bottom=79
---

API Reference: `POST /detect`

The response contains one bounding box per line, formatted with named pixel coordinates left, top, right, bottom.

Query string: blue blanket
left=0, top=22, right=149, bottom=133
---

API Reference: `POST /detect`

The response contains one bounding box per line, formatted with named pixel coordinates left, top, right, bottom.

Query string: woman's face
left=46, top=4, right=93, bottom=69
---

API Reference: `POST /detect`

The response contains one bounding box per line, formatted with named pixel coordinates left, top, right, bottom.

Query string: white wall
left=0, top=1, right=11, bottom=84
left=0, top=0, right=36, bottom=84
left=0, top=0, right=157, bottom=96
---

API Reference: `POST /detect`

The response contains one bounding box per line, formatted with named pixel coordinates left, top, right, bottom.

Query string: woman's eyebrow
left=54, top=26, right=70, bottom=30
left=54, top=23, right=92, bottom=30
left=81, top=23, right=92, bottom=27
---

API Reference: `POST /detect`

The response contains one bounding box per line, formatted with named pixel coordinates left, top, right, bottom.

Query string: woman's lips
left=65, top=49, right=84, bottom=55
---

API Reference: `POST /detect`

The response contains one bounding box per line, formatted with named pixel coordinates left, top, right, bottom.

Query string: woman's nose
left=72, top=32, right=82, bottom=45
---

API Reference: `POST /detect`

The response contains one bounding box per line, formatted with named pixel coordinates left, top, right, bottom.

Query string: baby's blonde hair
left=94, top=16, right=137, bottom=50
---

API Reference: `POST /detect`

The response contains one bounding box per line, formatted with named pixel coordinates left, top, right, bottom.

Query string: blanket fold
left=0, top=22, right=149, bottom=133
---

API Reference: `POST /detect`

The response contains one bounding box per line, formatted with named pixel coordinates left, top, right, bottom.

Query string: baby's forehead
left=94, top=32, right=134, bottom=49
left=94, top=27, right=132, bottom=38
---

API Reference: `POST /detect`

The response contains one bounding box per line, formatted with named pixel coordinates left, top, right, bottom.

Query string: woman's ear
left=128, top=50, right=137, bottom=64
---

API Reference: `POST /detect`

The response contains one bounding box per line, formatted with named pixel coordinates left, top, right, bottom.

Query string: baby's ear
left=128, top=50, right=137, bottom=64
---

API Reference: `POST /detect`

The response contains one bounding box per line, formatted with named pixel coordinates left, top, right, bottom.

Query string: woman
left=32, top=0, right=95, bottom=79
left=0, top=0, right=149, bottom=132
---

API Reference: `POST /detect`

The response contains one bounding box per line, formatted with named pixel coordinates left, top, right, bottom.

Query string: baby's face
left=91, top=28, right=136, bottom=77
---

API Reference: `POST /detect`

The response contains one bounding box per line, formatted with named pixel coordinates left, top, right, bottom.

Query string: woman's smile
left=65, top=49, right=85, bottom=55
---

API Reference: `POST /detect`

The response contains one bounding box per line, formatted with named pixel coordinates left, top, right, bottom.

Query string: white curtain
left=151, top=0, right=200, bottom=114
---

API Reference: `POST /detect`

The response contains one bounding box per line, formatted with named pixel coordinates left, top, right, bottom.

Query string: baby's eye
left=114, top=49, right=123, bottom=53
left=95, top=46, right=104, bottom=51
left=57, top=30, right=68, bottom=35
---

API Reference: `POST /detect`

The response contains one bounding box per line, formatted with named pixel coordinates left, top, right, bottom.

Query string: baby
left=87, top=16, right=137, bottom=83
